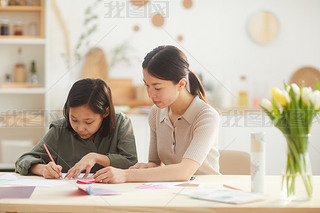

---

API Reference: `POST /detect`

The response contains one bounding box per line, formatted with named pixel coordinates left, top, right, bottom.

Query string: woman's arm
left=15, top=124, right=60, bottom=175
left=93, top=158, right=199, bottom=183
left=93, top=104, right=220, bottom=183
left=129, top=161, right=160, bottom=169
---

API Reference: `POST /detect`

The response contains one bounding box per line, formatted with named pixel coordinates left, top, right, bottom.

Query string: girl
left=93, top=45, right=220, bottom=183
left=15, top=78, right=137, bottom=179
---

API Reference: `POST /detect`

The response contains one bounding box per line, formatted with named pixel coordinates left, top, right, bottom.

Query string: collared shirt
left=148, top=96, right=220, bottom=175
left=15, top=112, right=137, bottom=175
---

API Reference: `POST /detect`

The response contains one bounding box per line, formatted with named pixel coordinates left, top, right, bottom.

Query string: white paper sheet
left=0, top=173, right=68, bottom=187
left=178, top=187, right=265, bottom=204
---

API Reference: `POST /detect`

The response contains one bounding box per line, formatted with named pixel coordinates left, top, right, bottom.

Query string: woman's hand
left=129, top=162, right=159, bottom=169
left=93, top=167, right=127, bottom=184
left=41, top=162, right=62, bottom=179
left=65, top=153, right=97, bottom=179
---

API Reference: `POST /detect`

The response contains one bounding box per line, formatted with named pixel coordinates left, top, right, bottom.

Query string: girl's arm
left=15, top=124, right=60, bottom=176
left=64, top=152, right=111, bottom=179
left=30, top=162, right=62, bottom=179
left=93, top=158, right=199, bottom=183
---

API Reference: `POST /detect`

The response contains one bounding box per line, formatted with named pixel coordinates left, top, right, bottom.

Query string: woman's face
left=143, top=69, right=182, bottom=108
left=69, top=104, right=106, bottom=140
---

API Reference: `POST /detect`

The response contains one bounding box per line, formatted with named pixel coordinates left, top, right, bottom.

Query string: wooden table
left=0, top=173, right=319, bottom=213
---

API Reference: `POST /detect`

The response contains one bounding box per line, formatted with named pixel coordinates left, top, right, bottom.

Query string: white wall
left=46, top=0, right=320, bottom=110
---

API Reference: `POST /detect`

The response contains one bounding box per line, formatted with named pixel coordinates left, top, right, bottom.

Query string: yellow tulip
left=271, top=88, right=290, bottom=106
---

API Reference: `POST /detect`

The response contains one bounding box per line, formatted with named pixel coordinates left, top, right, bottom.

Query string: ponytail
left=188, top=71, right=208, bottom=103
left=142, top=45, right=208, bottom=104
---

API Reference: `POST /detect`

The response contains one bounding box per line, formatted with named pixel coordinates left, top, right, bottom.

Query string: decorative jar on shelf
left=30, top=60, right=38, bottom=84
left=0, top=19, right=9, bottom=35
left=14, top=21, right=24, bottom=36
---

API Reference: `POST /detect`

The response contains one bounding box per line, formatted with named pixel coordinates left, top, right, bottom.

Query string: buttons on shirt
left=172, top=141, right=176, bottom=152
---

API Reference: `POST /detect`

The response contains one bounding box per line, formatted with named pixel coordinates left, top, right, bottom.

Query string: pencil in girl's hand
left=43, top=144, right=55, bottom=164
left=43, top=144, right=62, bottom=179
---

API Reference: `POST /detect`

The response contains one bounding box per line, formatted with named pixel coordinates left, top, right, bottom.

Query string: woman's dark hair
left=142, top=45, right=208, bottom=103
left=63, top=78, right=116, bottom=138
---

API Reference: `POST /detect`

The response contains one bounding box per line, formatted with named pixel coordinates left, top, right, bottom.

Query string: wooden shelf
left=0, top=88, right=46, bottom=94
left=0, top=6, right=41, bottom=12
left=0, top=37, right=45, bottom=43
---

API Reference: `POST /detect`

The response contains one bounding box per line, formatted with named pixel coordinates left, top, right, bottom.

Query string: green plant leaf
left=316, top=81, right=320, bottom=91
left=84, top=15, right=98, bottom=25
left=272, top=98, right=280, bottom=117
left=87, top=24, right=98, bottom=36
left=85, top=6, right=91, bottom=15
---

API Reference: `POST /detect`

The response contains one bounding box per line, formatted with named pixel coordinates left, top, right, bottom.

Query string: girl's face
left=69, top=104, right=107, bottom=140
left=143, top=69, right=183, bottom=108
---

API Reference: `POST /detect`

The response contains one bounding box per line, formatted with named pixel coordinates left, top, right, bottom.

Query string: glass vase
left=281, top=134, right=313, bottom=201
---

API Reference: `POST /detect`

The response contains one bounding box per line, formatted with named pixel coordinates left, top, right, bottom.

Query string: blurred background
left=0, top=0, right=320, bottom=174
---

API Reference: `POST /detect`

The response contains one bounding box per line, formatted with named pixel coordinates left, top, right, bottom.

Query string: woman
left=93, top=45, right=220, bottom=183
left=15, top=78, right=137, bottom=179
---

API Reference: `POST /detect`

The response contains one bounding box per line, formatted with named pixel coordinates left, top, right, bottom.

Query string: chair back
left=219, top=150, right=250, bottom=175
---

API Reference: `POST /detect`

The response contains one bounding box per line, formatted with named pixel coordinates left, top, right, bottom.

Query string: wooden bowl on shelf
left=289, top=66, right=320, bottom=89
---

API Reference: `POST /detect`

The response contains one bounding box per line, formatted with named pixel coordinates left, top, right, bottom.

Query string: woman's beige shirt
left=148, top=96, right=220, bottom=175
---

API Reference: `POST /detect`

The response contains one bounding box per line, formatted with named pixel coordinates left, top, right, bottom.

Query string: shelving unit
left=0, top=0, right=47, bottom=171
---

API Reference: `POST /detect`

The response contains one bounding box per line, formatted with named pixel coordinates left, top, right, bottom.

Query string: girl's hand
left=65, top=153, right=97, bottom=179
left=42, top=162, right=62, bottom=179
left=129, top=162, right=159, bottom=169
left=93, top=167, right=127, bottom=184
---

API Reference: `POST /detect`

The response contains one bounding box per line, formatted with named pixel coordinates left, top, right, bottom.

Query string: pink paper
left=76, top=179, right=96, bottom=184
left=0, top=186, right=35, bottom=198
left=78, top=186, right=120, bottom=195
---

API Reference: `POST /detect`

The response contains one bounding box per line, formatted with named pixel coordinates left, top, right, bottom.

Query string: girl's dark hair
left=63, top=78, right=116, bottom=138
left=142, top=45, right=208, bottom=103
